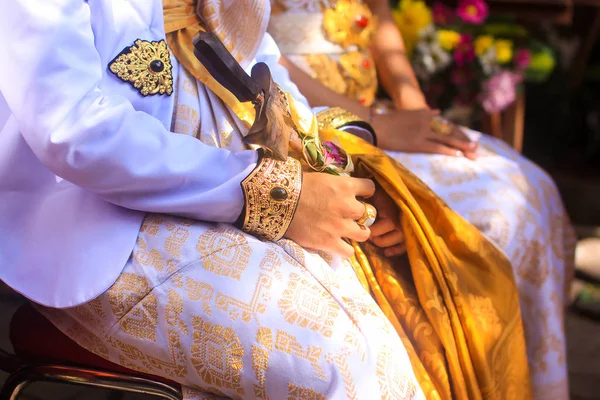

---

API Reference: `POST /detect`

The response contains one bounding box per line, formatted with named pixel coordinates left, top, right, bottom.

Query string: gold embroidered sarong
left=162, top=2, right=533, bottom=398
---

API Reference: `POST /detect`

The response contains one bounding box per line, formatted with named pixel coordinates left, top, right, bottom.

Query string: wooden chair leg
left=502, top=90, right=526, bottom=153
left=481, top=89, right=526, bottom=153
left=483, top=111, right=504, bottom=141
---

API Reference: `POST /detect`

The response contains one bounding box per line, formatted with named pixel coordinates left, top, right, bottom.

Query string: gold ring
left=357, top=202, right=377, bottom=228
left=430, top=116, right=453, bottom=135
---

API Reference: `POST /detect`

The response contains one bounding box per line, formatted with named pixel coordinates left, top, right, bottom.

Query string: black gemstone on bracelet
left=270, top=187, right=288, bottom=201
left=149, top=60, right=165, bottom=73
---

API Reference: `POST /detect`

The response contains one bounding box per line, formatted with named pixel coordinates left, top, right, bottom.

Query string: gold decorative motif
left=190, top=316, right=245, bottom=395
left=252, top=345, right=270, bottom=399
left=107, top=273, right=158, bottom=341
left=215, top=274, right=272, bottom=322
left=467, top=209, right=511, bottom=250
left=325, top=349, right=357, bottom=399
left=467, top=294, right=502, bottom=341
left=165, top=219, right=193, bottom=259
left=134, top=237, right=167, bottom=272
left=339, top=51, right=378, bottom=105
left=196, top=227, right=252, bottom=280
left=173, top=104, right=201, bottom=137
left=241, top=156, right=302, bottom=241
left=278, top=273, right=340, bottom=338
left=252, top=327, right=273, bottom=399
left=304, top=54, right=348, bottom=95
left=322, top=0, right=377, bottom=49
left=165, top=289, right=188, bottom=335
left=517, top=240, right=550, bottom=287
left=257, top=327, right=274, bottom=350
left=287, top=382, right=326, bottom=400
left=71, top=297, right=106, bottom=332
left=278, top=239, right=307, bottom=268
left=139, top=214, right=165, bottom=236
left=276, top=330, right=327, bottom=380
left=376, top=346, right=418, bottom=400
left=186, top=277, right=215, bottom=317
left=342, top=296, right=380, bottom=318
left=109, top=39, right=173, bottom=96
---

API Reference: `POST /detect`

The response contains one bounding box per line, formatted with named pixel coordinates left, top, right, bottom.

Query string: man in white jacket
left=0, top=0, right=423, bottom=398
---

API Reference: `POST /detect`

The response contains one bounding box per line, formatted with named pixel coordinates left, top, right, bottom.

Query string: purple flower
left=481, top=71, right=522, bottom=113
left=457, top=0, right=489, bottom=24
left=322, top=141, right=345, bottom=165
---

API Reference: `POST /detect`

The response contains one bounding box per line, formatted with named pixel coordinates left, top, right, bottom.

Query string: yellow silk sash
left=163, top=2, right=533, bottom=398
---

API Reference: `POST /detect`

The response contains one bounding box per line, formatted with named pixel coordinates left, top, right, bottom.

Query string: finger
left=384, top=243, right=407, bottom=257
left=420, top=141, right=466, bottom=157
left=351, top=178, right=376, bottom=198
left=462, top=150, right=479, bottom=161
left=346, top=198, right=369, bottom=220
left=342, top=219, right=371, bottom=243
left=332, top=239, right=355, bottom=259
left=370, top=218, right=396, bottom=237
left=428, top=127, right=475, bottom=152
left=371, top=229, right=404, bottom=248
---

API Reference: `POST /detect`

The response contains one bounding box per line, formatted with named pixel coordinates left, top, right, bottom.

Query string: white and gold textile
left=270, top=1, right=577, bottom=398
left=42, top=215, right=425, bottom=399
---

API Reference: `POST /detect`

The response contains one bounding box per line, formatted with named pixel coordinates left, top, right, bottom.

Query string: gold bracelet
left=240, top=155, right=302, bottom=241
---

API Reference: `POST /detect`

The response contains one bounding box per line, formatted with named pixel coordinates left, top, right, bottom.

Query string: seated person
left=0, top=0, right=533, bottom=398
left=270, top=0, right=575, bottom=397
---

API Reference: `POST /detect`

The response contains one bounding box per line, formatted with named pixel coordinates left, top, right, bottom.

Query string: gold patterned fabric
left=272, top=1, right=576, bottom=397
left=41, top=217, right=425, bottom=399
left=319, top=127, right=533, bottom=400
left=269, top=0, right=378, bottom=105
left=163, top=0, right=270, bottom=127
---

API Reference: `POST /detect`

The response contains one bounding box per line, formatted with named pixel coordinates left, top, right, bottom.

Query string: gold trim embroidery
left=241, top=156, right=302, bottom=241
left=316, top=107, right=364, bottom=130
left=109, top=39, right=173, bottom=96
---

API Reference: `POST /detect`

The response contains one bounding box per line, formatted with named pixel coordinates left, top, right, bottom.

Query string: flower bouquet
left=392, top=0, right=557, bottom=114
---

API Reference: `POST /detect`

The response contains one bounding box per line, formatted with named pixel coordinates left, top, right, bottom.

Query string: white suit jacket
left=0, top=0, right=307, bottom=308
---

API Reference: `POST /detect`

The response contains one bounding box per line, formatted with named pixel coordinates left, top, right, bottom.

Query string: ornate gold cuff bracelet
left=240, top=154, right=302, bottom=241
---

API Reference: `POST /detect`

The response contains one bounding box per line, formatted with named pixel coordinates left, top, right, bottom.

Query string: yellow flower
left=494, top=39, right=514, bottom=64
left=393, top=0, right=432, bottom=56
left=437, top=30, right=461, bottom=51
left=474, top=35, right=493, bottom=56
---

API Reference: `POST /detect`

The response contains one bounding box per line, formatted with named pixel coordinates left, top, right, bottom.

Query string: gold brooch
left=109, top=39, right=173, bottom=96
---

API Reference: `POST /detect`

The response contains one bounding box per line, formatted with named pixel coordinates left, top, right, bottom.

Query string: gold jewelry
left=357, top=202, right=377, bottom=228
left=109, top=39, right=173, bottom=96
left=430, top=116, right=453, bottom=136
left=316, top=107, right=377, bottom=145
left=368, top=101, right=391, bottom=124
left=240, top=155, right=302, bottom=241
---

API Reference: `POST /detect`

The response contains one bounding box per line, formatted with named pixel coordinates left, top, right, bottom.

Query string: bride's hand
left=367, top=187, right=406, bottom=257
left=372, top=109, right=478, bottom=160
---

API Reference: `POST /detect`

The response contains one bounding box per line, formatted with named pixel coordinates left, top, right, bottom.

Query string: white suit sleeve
left=0, top=1, right=256, bottom=223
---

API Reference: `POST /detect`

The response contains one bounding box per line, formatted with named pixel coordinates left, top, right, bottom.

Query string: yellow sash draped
left=163, top=2, right=533, bottom=398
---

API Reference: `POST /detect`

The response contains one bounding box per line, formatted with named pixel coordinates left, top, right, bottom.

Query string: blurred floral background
left=390, top=0, right=600, bottom=226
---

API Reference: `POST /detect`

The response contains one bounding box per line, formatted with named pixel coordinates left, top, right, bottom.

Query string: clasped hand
left=285, top=173, right=405, bottom=258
